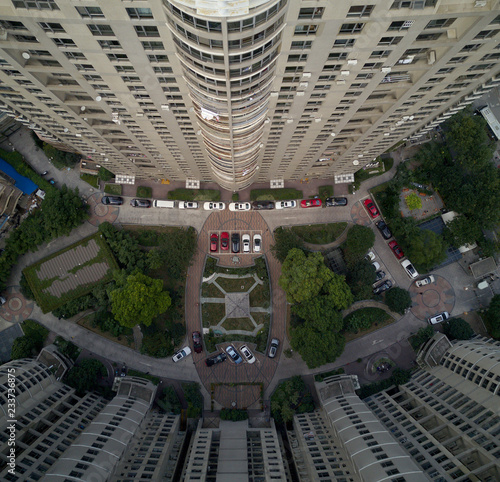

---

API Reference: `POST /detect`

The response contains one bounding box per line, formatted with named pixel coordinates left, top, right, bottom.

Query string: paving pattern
left=0, top=286, right=34, bottom=323
left=409, top=275, right=455, bottom=321
left=351, top=200, right=374, bottom=226
left=87, top=193, right=120, bottom=226
left=186, top=211, right=285, bottom=409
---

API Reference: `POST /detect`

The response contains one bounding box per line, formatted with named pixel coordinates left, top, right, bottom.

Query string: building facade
left=0, top=1, right=499, bottom=190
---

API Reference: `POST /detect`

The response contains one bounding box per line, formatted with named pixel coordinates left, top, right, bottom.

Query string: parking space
left=368, top=249, right=395, bottom=290
left=208, top=230, right=263, bottom=255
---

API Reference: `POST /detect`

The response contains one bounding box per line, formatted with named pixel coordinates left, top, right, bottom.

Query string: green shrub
left=409, top=325, right=435, bottom=351
left=405, top=192, right=422, bottom=210
left=158, top=386, right=182, bottom=414
left=384, top=287, right=412, bottom=315
left=271, top=376, right=314, bottom=423
left=43, top=143, right=80, bottom=170
left=98, top=166, right=114, bottom=182
left=182, top=382, right=203, bottom=418
left=291, top=223, right=347, bottom=245
left=443, top=318, right=474, bottom=340
left=318, top=185, right=334, bottom=199
left=54, top=336, right=81, bottom=361
left=343, top=307, right=390, bottom=333
left=136, top=186, right=152, bottom=198
left=168, top=188, right=220, bottom=201
left=104, top=183, right=122, bottom=195
left=80, top=173, right=99, bottom=188
left=232, top=192, right=239, bottom=201
left=250, top=188, right=302, bottom=201
left=220, top=408, right=248, bottom=421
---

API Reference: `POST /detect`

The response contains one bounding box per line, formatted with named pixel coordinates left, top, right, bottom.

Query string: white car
left=253, top=234, right=262, bottom=253
left=179, top=201, right=199, bottom=209
left=276, top=200, right=297, bottom=209
left=203, top=202, right=225, bottom=211
left=242, top=234, right=250, bottom=253
left=172, top=346, right=192, bottom=362
left=228, top=202, right=251, bottom=212
left=366, top=251, right=376, bottom=262
left=428, top=312, right=450, bottom=325
left=372, top=261, right=381, bottom=271
left=239, top=345, right=256, bottom=364
left=416, top=275, right=435, bottom=287
left=401, top=259, right=419, bottom=279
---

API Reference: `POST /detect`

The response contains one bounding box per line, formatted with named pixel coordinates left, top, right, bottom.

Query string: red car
left=300, top=198, right=322, bottom=208
left=221, top=232, right=229, bottom=251
left=388, top=240, right=404, bottom=259
left=192, top=331, right=202, bottom=353
left=210, top=233, right=218, bottom=252
left=363, top=199, right=379, bottom=218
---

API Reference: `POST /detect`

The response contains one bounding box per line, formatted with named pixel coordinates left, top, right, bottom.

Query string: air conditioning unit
left=347, top=59, right=358, bottom=66
left=0, top=28, right=7, bottom=41
left=296, top=91, right=305, bottom=96
left=160, top=104, right=169, bottom=111
left=427, top=50, right=436, bottom=65
left=474, top=0, right=487, bottom=6
left=340, top=70, right=350, bottom=76
left=299, top=82, right=308, bottom=88
left=381, top=67, right=392, bottom=73
left=302, top=72, right=311, bottom=78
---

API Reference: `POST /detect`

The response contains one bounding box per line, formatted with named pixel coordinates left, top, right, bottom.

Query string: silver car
left=268, top=339, right=279, bottom=358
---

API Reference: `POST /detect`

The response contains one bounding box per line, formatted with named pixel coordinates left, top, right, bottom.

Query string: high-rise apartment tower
left=0, top=1, right=499, bottom=190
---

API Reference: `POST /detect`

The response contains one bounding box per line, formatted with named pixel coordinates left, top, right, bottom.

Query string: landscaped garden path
left=185, top=210, right=286, bottom=410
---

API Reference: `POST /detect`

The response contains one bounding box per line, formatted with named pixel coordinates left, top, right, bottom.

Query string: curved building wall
left=165, top=0, right=286, bottom=190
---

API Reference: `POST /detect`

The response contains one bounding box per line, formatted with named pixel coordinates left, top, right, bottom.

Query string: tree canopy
left=406, top=229, right=447, bottom=272
left=384, top=287, right=412, bottom=315
left=443, top=318, right=474, bottom=340
left=64, top=359, right=106, bottom=395
left=270, top=376, right=314, bottom=423
left=343, top=225, right=375, bottom=266
left=110, top=271, right=171, bottom=328
left=483, top=294, right=500, bottom=339
left=346, top=259, right=376, bottom=301
left=271, top=227, right=305, bottom=263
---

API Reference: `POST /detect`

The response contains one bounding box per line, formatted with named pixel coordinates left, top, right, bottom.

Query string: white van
left=153, top=200, right=176, bottom=208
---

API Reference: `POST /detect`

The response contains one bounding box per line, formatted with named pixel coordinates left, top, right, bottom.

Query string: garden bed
left=222, top=317, right=255, bottom=332
left=216, top=276, right=255, bottom=293
left=250, top=188, right=302, bottom=201
left=201, top=282, right=224, bottom=298
left=343, top=307, right=394, bottom=343
left=168, top=188, right=220, bottom=201
left=104, top=183, right=122, bottom=195
left=78, top=313, right=134, bottom=348
left=291, top=222, right=347, bottom=245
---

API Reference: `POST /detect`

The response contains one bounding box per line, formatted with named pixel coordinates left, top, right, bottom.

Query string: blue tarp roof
left=0, top=157, right=38, bottom=195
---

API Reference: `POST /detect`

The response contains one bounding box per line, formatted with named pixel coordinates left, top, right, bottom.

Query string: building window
left=134, top=25, right=160, bottom=37
left=75, top=6, right=104, bottom=18
left=391, top=0, right=437, bottom=9
left=142, top=41, right=164, bottom=50
left=294, top=25, right=318, bottom=36
left=425, top=18, right=456, bottom=29
left=288, top=54, right=308, bottom=62
left=12, top=0, right=59, bottom=10
left=88, top=24, right=114, bottom=36
left=52, top=38, right=77, bottom=47
left=38, top=22, right=64, bottom=33
left=98, top=40, right=121, bottom=49
left=126, top=7, right=153, bottom=19
left=333, top=38, right=356, bottom=48
left=388, top=20, right=414, bottom=30
left=378, top=36, right=402, bottom=45
left=148, top=54, right=169, bottom=62
left=370, top=50, right=391, bottom=58
left=291, top=40, right=312, bottom=49
left=416, top=33, right=442, bottom=41
left=340, top=23, right=365, bottom=34
left=298, top=7, right=324, bottom=19
left=347, top=5, right=374, bottom=17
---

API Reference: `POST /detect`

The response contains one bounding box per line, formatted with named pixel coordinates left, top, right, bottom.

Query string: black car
left=205, top=352, right=227, bottom=367
left=130, top=198, right=151, bottom=208
left=102, top=196, right=123, bottom=205
left=373, top=279, right=393, bottom=295
left=376, top=220, right=392, bottom=240
left=375, top=270, right=386, bottom=282
left=252, top=200, right=275, bottom=210
left=231, top=233, right=240, bottom=253
left=325, top=197, right=348, bottom=207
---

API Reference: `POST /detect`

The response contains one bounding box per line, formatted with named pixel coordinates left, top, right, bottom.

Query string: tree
left=157, top=386, right=182, bottom=414
left=343, top=225, right=375, bottom=266
left=270, top=376, right=314, bottom=423
left=483, top=294, right=500, bottom=339
left=384, top=287, right=412, bottom=315
left=110, top=271, right=171, bottom=328
left=323, top=272, right=354, bottom=310
left=346, top=259, right=376, bottom=301
left=406, top=230, right=447, bottom=272
left=182, top=382, right=203, bottom=418
left=64, top=359, right=106, bottom=395
left=443, top=318, right=474, bottom=340
left=11, top=336, right=36, bottom=359
left=271, top=227, right=304, bottom=263
left=279, top=249, right=332, bottom=304
left=405, top=192, right=422, bottom=210
left=98, top=166, right=114, bottom=182
left=11, top=320, right=49, bottom=359
left=443, top=214, right=483, bottom=247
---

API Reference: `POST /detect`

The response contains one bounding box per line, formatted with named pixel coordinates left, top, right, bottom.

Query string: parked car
left=172, top=346, right=192, bottom=362
left=252, top=201, right=275, bottom=210
left=366, top=251, right=376, bottom=262
left=428, top=311, right=450, bottom=325
left=130, top=198, right=151, bottom=208
left=242, top=234, right=250, bottom=253
left=231, top=233, right=240, bottom=253
left=229, top=202, right=251, bottom=211
left=120, top=366, right=126, bottom=377
left=373, top=279, right=393, bottom=295
left=300, top=198, right=322, bottom=208
left=210, top=233, right=218, bottom=252
left=41, top=170, right=48, bottom=176
left=325, top=197, right=348, bottom=207
left=192, top=331, right=202, bottom=353
left=203, top=202, right=225, bottom=211
left=239, top=345, right=256, bottom=364
left=375, top=270, right=386, bottom=282
left=179, top=201, right=199, bottom=209
left=276, top=200, right=297, bottom=209
left=205, top=352, right=227, bottom=367
left=363, top=199, right=379, bottom=218
left=416, top=275, right=435, bottom=288
left=0, top=296, right=6, bottom=306
left=253, top=234, right=262, bottom=253
left=372, top=261, right=381, bottom=271
left=388, top=240, right=404, bottom=259
left=401, top=259, right=419, bottom=279
left=101, top=196, right=123, bottom=205
left=221, top=232, right=229, bottom=251
left=268, top=338, right=279, bottom=358
left=48, top=178, right=56, bottom=185
left=376, top=220, right=392, bottom=239
left=225, top=345, right=242, bottom=364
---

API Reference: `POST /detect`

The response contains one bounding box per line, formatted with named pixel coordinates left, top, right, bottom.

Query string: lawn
left=222, top=317, right=255, bottom=332
left=201, top=302, right=226, bottom=328
left=249, top=283, right=270, bottom=308
left=250, top=188, right=302, bottom=201
left=78, top=313, right=134, bottom=348
left=215, top=276, right=255, bottom=293
left=80, top=173, right=99, bottom=188
left=251, top=312, right=270, bottom=326
left=318, top=185, right=334, bottom=200
left=291, top=222, right=347, bottom=245
left=343, top=308, right=395, bottom=343
left=202, top=282, right=224, bottom=298
left=23, top=233, right=118, bottom=313
left=104, top=183, right=122, bottom=195
left=136, top=186, right=152, bottom=198
left=168, top=188, right=220, bottom=201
